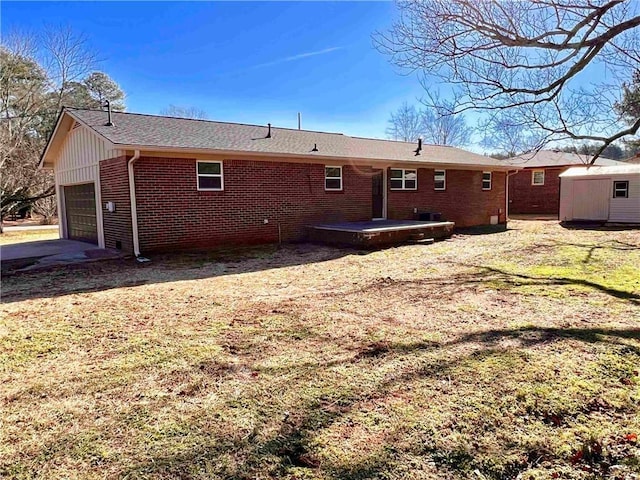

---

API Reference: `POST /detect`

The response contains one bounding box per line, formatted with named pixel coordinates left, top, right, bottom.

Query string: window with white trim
left=532, top=169, right=545, bottom=186
left=613, top=181, right=629, bottom=198
left=390, top=169, right=417, bottom=190
left=325, top=166, right=343, bottom=191
left=482, top=172, right=492, bottom=190
left=434, top=170, right=446, bottom=191
left=197, top=161, right=223, bottom=191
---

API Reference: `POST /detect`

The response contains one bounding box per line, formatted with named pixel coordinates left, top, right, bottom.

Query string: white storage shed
left=559, top=165, right=640, bottom=223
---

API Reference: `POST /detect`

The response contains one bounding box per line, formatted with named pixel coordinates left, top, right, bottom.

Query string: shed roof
left=506, top=150, right=622, bottom=168
left=54, top=108, right=512, bottom=169
left=559, top=164, right=640, bottom=177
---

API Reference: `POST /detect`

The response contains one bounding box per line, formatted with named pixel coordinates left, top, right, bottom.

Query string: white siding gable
left=55, top=125, right=122, bottom=185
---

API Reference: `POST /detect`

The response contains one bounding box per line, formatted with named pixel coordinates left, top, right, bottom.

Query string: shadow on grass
left=4, top=226, right=637, bottom=305
left=561, top=221, right=640, bottom=231
left=453, top=224, right=509, bottom=236
left=352, top=261, right=639, bottom=306
left=476, top=264, right=640, bottom=304
left=520, top=239, right=640, bottom=264
left=116, top=325, right=640, bottom=480
left=0, top=243, right=370, bottom=303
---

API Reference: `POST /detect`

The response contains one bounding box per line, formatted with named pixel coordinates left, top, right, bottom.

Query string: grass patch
left=1, top=220, right=639, bottom=479
left=0, top=229, right=59, bottom=245
left=478, top=242, right=640, bottom=302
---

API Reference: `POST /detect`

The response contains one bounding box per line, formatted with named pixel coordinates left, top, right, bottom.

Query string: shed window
left=390, top=169, right=417, bottom=190
left=197, top=161, right=223, bottom=191
left=325, top=166, right=343, bottom=191
left=532, top=170, right=545, bottom=186
left=482, top=172, right=492, bottom=190
left=613, top=181, right=629, bottom=198
left=434, top=170, right=446, bottom=191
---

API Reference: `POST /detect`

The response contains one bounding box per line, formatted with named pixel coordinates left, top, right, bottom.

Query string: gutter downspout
left=506, top=170, right=520, bottom=222
left=128, top=150, right=141, bottom=257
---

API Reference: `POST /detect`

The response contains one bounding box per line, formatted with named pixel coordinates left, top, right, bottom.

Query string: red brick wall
left=508, top=168, right=563, bottom=215
left=133, top=157, right=372, bottom=252
left=386, top=168, right=506, bottom=227
left=98, top=156, right=508, bottom=254
left=99, top=156, right=134, bottom=252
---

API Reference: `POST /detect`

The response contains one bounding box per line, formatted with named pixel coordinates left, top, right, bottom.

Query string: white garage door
left=572, top=179, right=610, bottom=221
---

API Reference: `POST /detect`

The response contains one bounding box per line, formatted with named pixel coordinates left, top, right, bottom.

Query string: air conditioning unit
left=418, top=212, right=442, bottom=221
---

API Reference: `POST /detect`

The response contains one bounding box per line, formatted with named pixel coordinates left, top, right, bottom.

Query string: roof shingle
left=506, top=150, right=622, bottom=168
left=67, top=108, right=511, bottom=168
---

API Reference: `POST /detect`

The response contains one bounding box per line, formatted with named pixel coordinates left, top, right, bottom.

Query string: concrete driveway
left=1, top=239, right=122, bottom=271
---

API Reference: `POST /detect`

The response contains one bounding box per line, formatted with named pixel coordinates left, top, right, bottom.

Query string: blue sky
left=2, top=1, right=427, bottom=138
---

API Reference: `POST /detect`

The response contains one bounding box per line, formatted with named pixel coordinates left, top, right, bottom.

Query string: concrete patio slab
left=1, top=239, right=123, bottom=272
left=1, top=239, right=96, bottom=261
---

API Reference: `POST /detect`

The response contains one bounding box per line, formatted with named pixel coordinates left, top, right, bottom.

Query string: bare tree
left=420, top=92, right=473, bottom=146
left=480, top=116, right=546, bottom=157
left=41, top=25, right=97, bottom=113
left=387, top=99, right=472, bottom=146
left=32, top=188, right=57, bottom=224
left=160, top=105, right=208, bottom=120
left=375, top=0, right=640, bottom=162
left=386, top=102, right=423, bottom=141
left=1, top=28, right=124, bottom=232
left=0, top=41, right=53, bottom=231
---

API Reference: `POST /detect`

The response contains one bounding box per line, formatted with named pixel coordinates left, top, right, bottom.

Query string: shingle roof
left=506, top=150, right=622, bottom=168
left=66, top=108, right=511, bottom=168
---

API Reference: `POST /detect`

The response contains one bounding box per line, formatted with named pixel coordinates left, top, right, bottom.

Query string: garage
left=63, top=183, right=98, bottom=244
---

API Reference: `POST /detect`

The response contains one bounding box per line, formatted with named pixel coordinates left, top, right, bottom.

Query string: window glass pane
left=325, top=178, right=342, bottom=190
left=390, top=179, right=403, bottom=189
left=390, top=169, right=403, bottom=179
left=434, top=170, right=445, bottom=179
left=483, top=173, right=491, bottom=189
left=198, top=162, right=221, bottom=175
left=613, top=181, right=628, bottom=198
left=198, top=176, right=222, bottom=190
left=533, top=171, right=544, bottom=184
left=404, top=170, right=417, bottom=181
left=325, top=167, right=341, bottom=178
left=435, top=180, right=445, bottom=190
left=405, top=179, right=417, bottom=189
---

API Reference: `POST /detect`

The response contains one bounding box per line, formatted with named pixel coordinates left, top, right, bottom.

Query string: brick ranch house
left=40, top=108, right=514, bottom=255
left=506, top=150, right=622, bottom=215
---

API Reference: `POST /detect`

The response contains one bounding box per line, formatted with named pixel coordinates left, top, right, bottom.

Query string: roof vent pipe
left=298, top=112, right=301, bottom=130
left=266, top=123, right=272, bottom=138
left=103, top=100, right=114, bottom=126
left=414, top=138, right=422, bottom=156
left=312, top=143, right=318, bottom=152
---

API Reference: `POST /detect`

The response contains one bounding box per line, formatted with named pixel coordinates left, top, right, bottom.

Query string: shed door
left=572, top=179, right=610, bottom=221
left=64, top=183, right=98, bottom=244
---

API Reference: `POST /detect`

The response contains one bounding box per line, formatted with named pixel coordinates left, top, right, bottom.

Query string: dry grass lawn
left=0, top=229, right=59, bottom=246
left=1, top=220, right=639, bottom=479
